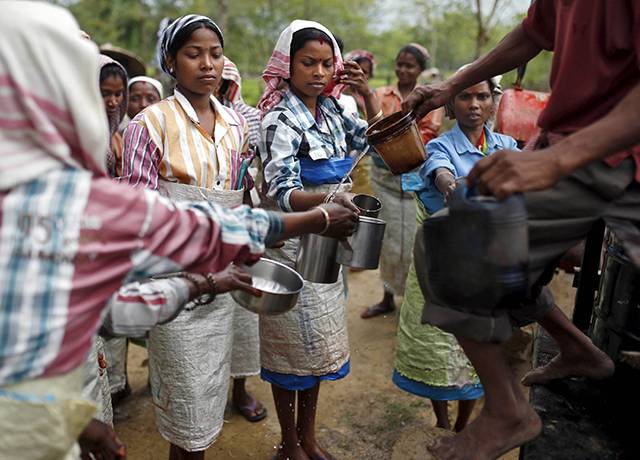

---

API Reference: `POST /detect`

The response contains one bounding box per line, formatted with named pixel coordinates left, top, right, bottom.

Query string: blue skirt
left=392, top=369, right=483, bottom=401
left=261, top=361, right=350, bottom=391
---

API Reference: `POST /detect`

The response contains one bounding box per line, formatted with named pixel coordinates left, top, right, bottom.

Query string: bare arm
left=403, top=24, right=543, bottom=118
left=467, top=82, right=640, bottom=199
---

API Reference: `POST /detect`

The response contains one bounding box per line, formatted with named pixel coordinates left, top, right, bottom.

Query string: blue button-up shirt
left=403, top=122, right=518, bottom=214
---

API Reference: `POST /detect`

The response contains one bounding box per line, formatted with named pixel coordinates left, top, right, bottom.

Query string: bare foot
left=300, top=439, right=336, bottom=460
left=274, top=443, right=310, bottom=460
left=429, top=405, right=541, bottom=460
left=521, top=347, right=614, bottom=386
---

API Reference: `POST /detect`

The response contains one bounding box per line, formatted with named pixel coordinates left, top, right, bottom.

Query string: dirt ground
left=114, top=270, right=576, bottom=460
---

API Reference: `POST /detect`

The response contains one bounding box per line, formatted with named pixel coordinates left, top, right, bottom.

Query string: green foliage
left=55, top=0, right=551, bottom=96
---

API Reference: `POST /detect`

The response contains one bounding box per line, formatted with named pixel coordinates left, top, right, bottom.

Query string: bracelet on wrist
left=323, top=193, right=335, bottom=204
left=315, top=206, right=331, bottom=235
left=204, top=273, right=218, bottom=299
left=183, top=272, right=213, bottom=306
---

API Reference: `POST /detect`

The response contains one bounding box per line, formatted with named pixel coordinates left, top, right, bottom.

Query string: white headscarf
left=128, top=76, right=164, bottom=99
left=0, top=2, right=108, bottom=190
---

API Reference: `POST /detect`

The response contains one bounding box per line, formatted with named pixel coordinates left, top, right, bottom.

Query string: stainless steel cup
left=352, top=194, right=383, bottom=218
left=296, top=234, right=340, bottom=283
left=336, top=216, right=386, bottom=269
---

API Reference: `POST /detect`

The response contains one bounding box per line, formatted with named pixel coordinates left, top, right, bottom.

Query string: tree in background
left=55, top=0, right=551, bottom=102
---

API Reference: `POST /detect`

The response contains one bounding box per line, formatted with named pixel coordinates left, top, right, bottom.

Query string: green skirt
left=393, top=200, right=480, bottom=390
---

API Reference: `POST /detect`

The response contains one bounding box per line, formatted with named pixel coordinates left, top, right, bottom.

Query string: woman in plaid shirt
left=258, top=20, right=381, bottom=460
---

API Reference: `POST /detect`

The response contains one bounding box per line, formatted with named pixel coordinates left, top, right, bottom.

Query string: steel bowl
left=231, top=258, right=304, bottom=315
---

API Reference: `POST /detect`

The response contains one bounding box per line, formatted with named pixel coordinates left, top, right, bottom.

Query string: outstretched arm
left=467, top=82, right=640, bottom=199
left=403, top=25, right=542, bottom=118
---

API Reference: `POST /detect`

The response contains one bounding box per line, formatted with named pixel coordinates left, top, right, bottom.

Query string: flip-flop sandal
left=235, top=401, right=268, bottom=422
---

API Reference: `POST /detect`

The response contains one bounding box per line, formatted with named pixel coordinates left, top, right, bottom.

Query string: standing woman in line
left=213, top=55, right=268, bottom=422
left=99, top=56, right=129, bottom=178
left=121, top=15, right=260, bottom=459
left=258, top=20, right=380, bottom=460
left=361, top=43, right=443, bottom=319
left=0, top=4, right=356, bottom=459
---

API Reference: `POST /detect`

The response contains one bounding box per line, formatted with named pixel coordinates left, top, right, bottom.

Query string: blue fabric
left=403, top=123, right=518, bottom=214
left=299, top=157, right=353, bottom=186
left=392, top=369, right=484, bottom=401
left=261, top=360, right=350, bottom=391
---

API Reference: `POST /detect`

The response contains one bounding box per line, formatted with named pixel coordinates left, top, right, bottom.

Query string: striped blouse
left=121, top=89, right=249, bottom=191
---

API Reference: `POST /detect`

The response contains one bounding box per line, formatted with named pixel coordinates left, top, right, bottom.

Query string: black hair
left=290, top=28, right=334, bottom=59
left=167, top=19, right=223, bottom=61
left=354, top=57, right=374, bottom=78
left=100, top=63, right=127, bottom=85
left=397, top=45, right=428, bottom=71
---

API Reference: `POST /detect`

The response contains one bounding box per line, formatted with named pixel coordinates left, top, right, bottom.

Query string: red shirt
left=522, top=0, right=640, bottom=180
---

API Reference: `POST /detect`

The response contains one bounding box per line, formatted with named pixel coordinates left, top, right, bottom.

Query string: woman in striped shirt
left=0, top=5, right=358, bottom=459
left=121, top=15, right=266, bottom=458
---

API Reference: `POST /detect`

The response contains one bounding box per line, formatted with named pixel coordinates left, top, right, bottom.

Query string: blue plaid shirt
left=260, top=89, right=369, bottom=211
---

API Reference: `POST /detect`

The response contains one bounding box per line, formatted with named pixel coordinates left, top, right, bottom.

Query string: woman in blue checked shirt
left=257, top=20, right=381, bottom=460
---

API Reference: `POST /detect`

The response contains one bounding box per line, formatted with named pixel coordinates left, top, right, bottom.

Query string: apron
left=370, top=164, right=416, bottom=295
left=82, top=336, right=113, bottom=425
left=260, top=182, right=351, bottom=376
left=149, top=180, right=257, bottom=451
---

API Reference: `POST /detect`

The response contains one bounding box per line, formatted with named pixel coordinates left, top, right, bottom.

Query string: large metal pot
left=336, top=216, right=386, bottom=269
left=366, top=111, right=426, bottom=174
left=296, top=233, right=340, bottom=283
left=231, top=258, right=304, bottom=315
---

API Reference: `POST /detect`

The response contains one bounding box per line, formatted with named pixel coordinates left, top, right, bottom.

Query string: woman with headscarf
left=0, top=5, right=356, bottom=459
left=361, top=43, right=444, bottom=319
left=127, top=76, right=164, bottom=119
left=344, top=49, right=376, bottom=115
left=99, top=55, right=129, bottom=177
left=258, top=20, right=380, bottom=460
left=120, top=14, right=283, bottom=458
left=105, top=74, right=163, bottom=410
left=393, top=75, right=515, bottom=432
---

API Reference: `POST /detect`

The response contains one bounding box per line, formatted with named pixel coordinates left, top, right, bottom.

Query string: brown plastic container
left=366, top=111, right=427, bottom=174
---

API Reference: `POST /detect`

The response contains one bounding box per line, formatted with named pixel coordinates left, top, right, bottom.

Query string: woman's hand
left=317, top=202, right=359, bottom=238
left=434, top=168, right=457, bottom=203
left=209, top=265, right=262, bottom=297
left=79, top=419, right=126, bottom=460
left=331, top=192, right=360, bottom=213
left=339, top=61, right=372, bottom=97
